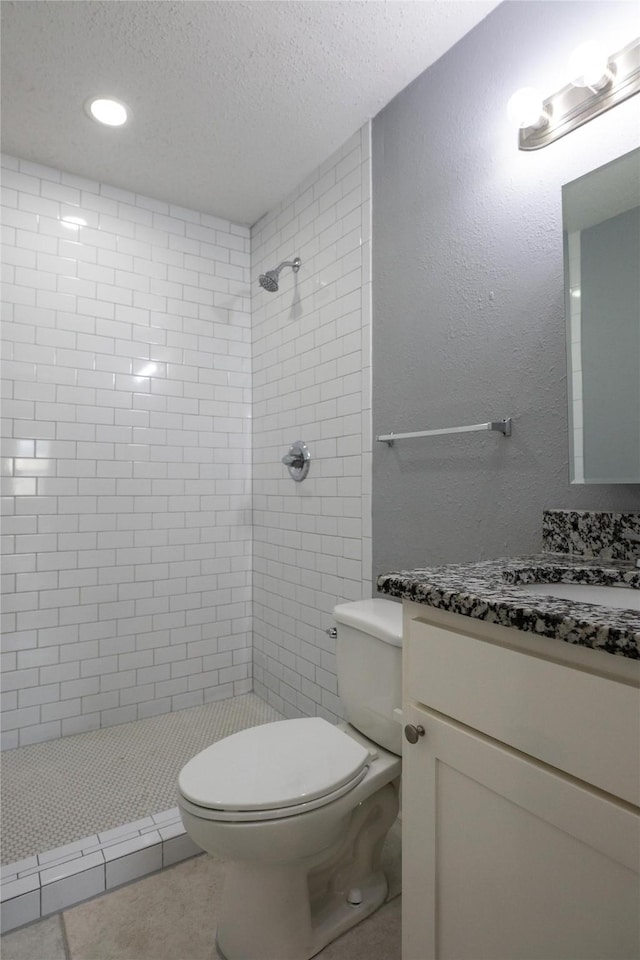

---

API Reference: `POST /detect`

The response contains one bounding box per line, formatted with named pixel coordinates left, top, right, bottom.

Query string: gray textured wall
left=372, top=0, right=640, bottom=579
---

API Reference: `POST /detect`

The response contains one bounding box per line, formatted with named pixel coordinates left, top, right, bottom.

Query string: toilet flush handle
left=326, top=627, right=337, bottom=639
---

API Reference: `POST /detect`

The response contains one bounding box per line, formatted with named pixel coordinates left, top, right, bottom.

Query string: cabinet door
left=402, top=703, right=640, bottom=960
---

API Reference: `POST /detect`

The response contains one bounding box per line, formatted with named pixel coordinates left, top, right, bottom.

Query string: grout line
left=59, top=909, right=72, bottom=960
left=0, top=807, right=201, bottom=934
left=1, top=695, right=283, bottom=932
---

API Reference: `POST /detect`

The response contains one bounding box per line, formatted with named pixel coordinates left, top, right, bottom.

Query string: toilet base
left=308, top=867, right=388, bottom=954
left=215, top=871, right=387, bottom=960
left=214, top=782, right=398, bottom=960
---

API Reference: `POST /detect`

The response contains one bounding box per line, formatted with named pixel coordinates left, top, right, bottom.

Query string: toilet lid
left=178, top=717, right=370, bottom=813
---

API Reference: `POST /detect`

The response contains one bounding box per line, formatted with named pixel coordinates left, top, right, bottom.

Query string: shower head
left=258, top=270, right=279, bottom=293
left=258, top=257, right=301, bottom=293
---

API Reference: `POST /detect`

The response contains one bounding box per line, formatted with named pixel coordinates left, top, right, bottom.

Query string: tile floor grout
left=60, top=914, right=71, bottom=960
left=2, top=693, right=283, bottom=866
left=2, top=694, right=402, bottom=958
left=1, top=694, right=284, bottom=933
left=2, top=849, right=402, bottom=960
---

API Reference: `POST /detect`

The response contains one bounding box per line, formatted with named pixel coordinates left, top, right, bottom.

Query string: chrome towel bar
left=376, top=418, right=512, bottom=446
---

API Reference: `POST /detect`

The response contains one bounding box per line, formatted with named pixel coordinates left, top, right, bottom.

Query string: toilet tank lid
left=333, top=598, right=403, bottom=647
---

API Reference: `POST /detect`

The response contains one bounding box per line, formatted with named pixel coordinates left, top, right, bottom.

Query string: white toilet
left=177, top=598, right=403, bottom=960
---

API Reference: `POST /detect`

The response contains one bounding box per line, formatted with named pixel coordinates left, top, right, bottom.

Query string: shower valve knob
left=281, top=441, right=310, bottom=482
left=404, top=724, right=425, bottom=744
left=282, top=453, right=304, bottom=468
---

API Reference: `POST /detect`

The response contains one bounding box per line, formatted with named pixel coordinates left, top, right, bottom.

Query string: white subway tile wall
left=1, top=124, right=372, bottom=749
left=250, top=125, right=373, bottom=721
left=0, top=155, right=253, bottom=748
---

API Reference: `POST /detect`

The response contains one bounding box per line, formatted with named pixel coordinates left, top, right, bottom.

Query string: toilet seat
left=178, top=717, right=371, bottom=822
left=178, top=766, right=369, bottom=822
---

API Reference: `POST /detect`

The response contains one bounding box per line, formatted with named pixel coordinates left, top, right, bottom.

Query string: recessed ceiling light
left=86, top=97, right=129, bottom=126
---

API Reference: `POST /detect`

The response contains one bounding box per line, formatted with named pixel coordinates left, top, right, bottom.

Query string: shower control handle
left=404, top=724, right=425, bottom=744
left=281, top=441, right=310, bottom=482
left=282, top=452, right=305, bottom=468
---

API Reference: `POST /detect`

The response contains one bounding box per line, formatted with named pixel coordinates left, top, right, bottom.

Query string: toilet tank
left=333, top=598, right=403, bottom=756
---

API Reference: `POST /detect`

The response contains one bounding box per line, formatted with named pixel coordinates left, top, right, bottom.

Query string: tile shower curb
left=0, top=807, right=202, bottom=933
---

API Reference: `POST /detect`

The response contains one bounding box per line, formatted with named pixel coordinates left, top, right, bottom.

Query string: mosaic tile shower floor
left=1, top=694, right=283, bottom=866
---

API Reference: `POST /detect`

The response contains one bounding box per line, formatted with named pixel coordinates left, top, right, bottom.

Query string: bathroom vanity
left=378, top=511, right=640, bottom=960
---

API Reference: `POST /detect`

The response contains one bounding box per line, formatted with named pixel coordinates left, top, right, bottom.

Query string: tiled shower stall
left=0, top=155, right=253, bottom=748
left=1, top=123, right=372, bottom=749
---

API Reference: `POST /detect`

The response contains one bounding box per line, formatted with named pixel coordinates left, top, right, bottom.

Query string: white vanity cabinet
left=401, top=600, right=640, bottom=960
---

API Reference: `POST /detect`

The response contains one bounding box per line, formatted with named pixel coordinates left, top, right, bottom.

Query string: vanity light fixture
left=512, top=36, right=640, bottom=150
left=86, top=97, right=129, bottom=126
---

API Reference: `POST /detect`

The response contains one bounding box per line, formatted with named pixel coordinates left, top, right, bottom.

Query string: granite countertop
left=377, top=553, right=640, bottom=660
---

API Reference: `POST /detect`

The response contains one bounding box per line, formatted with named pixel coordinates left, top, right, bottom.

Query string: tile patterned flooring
left=1, top=846, right=402, bottom=960
left=1, top=693, right=402, bottom=956
left=1, top=695, right=283, bottom=931
left=1, top=694, right=283, bottom=865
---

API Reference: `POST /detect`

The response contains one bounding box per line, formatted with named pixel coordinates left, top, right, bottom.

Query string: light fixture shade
left=568, top=41, right=611, bottom=90
left=506, top=87, right=547, bottom=129
left=87, top=97, right=129, bottom=126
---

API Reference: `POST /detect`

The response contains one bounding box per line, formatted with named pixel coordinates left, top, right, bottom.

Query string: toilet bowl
left=177, top=598, right=403, bottom=960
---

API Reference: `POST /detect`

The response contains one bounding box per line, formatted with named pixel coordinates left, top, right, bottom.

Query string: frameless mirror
left=563, top=148, right=640, bottom=484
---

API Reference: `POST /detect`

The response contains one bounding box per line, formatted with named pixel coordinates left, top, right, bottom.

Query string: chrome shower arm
left=278, top=258, right=301, bottom=272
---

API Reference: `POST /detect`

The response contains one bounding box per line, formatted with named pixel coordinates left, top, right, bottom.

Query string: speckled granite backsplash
left=543, top=510, right=640, bottom=561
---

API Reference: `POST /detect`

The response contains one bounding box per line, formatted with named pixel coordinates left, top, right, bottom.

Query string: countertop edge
left=377, top=556, right=640, bottom=660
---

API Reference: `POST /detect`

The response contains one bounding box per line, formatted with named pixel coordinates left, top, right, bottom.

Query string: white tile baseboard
left=0, top=807, right=201, bottom=933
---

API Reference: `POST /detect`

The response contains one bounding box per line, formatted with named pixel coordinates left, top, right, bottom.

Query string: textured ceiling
left=1, top=0, right=499, bottom=225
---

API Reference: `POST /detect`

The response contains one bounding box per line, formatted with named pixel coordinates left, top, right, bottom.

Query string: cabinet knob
left=404, top=724, right=425, bottom=744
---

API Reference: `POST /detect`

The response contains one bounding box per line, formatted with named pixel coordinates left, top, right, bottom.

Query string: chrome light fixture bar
left=518, top=37, right=640, bottom=150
